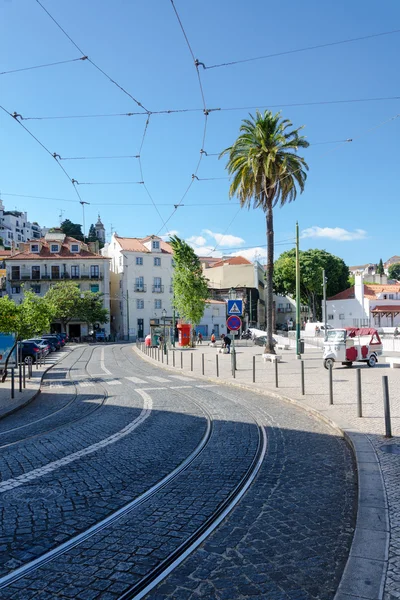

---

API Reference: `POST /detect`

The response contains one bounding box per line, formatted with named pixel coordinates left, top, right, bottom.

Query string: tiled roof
left=210, top=256, right=252, bottom=267
left=329, top=284, right=400, bottom=301
left=370, top=304, right=400, bottom=313
left=6, top=237, right=106, bottom=260
left=116, top=235, right=173, bottom=254
left=0, top=250, right=12, bottom=257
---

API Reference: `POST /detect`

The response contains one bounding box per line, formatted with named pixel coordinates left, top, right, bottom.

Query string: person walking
left=221, top=334, right=231, bottom=354
left=197, top=332, right=203, bottom=344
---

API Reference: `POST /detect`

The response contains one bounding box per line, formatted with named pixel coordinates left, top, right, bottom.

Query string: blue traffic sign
left=227, top=315, right=242, bottom=331
left=227, top=299, right=243, bottom=316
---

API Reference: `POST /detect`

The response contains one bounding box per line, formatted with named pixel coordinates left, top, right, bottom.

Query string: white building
left=196, top=300, right=227, bottom=338
left=327, top=274, right=400, bottom=328
left=274, top=294, right=310, bottom=329
left=0, top=200, right=43, bottom=248
left=105, top=233, right=174, bottom=340
left=6, top=232, right=110, bottom=338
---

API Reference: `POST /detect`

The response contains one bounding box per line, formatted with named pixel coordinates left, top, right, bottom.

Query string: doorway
left=137, top=319, right=144, bottom=340
left=69, top=324, right=81, bottom=339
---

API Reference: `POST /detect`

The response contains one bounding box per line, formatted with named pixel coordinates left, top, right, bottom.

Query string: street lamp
left=162, top=308, right=167, bottom=354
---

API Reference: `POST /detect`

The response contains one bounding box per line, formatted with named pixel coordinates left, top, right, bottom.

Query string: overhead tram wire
left=35, top=0, right=150, bottom=113
left=0, top=104, right=84, bottom=205
left=200, top=28, right=400, bottom=69
left=0, top=56, right=88, bottom=75
left=59, top=155, right=140, bottom=160
left=157, top=0, right=211, bottom=236
left=18, top=96, right=400, bottom=121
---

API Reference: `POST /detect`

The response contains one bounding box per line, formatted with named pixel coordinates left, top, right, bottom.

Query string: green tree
left=45, top=281, right=81, bottom=332
left=220, top=110, right=309, bottom=352
left=0, top=291, right=54, bottom=379
left=274, top=249, right=349, bottom=320
left=388, top=263, right=400, bottom=280
left=376, top=258, right=384, bottom=275
left=78, top=292, right=109, bottom=334
left=60, top=219, right=84, bottom=241
left=169, top=236, right=209, bottom=334
left=88, top=224, right=97, bottom=241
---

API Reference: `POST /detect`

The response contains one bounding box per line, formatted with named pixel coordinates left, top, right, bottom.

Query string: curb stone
left=133, top=345, right=389, bottom=600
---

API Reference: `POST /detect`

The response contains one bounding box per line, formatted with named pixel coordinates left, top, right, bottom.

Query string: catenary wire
left=18, top=96, right=400, bottom=121
left=59, top=155, right=140, bottom=160
left=0, top=56, right=88, bottom=75
left=202, top=28, right=400, bottom=69
left=35, top=0, right=150, bottom=112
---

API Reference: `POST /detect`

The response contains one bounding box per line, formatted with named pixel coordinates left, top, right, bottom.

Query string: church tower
left=95, top=214, right=106, bottom=243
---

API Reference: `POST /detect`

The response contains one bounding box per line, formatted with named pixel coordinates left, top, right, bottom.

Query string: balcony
left=152, top=285, right=164, bottom=293
left=134, top=284, right=147, bottom=292
left=61, top=273, right=70, bottom=279
left=169, top=286, right=173, bottom=293
left=285, top=306, right=293, bottom=312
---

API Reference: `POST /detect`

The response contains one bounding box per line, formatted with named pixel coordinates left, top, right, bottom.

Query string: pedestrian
left=221, top=334, right=231, bottom=354
left=315, top=325, right=320, bottom=337
left=394, top=327, right=399, bottom=337
left=158, top=334, right=164, bottom=348
left=210, top=332, right=216, bottom=347
left=197, top=332, right=203, bottom=344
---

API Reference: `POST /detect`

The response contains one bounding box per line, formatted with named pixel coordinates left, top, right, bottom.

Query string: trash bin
left=299, top=339, right=305, bottom=354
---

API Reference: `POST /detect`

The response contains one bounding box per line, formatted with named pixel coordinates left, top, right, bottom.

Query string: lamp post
left=162, top=308, right=167, bottom=354
left=228, top=288, right=237, bottom=371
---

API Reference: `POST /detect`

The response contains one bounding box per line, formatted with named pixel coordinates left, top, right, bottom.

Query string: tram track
left=0, top=345, right=108, bottom=449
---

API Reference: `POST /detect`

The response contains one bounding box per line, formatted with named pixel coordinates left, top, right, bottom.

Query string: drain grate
left=380, top=444, right=400, bottom=455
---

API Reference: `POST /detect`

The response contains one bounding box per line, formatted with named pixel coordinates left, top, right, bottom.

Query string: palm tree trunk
left=265, top=200, right=275, bottom=354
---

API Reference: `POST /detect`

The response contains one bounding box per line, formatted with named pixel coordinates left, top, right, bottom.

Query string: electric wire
left=0, top=56, right=88, bottom=75
left=71, top=181, right=144, bottom=186
left=59, top=155, right=140, bottom=160
left=202, top=28, right=400, bottom=69
left=35, top=0, right=150, bottom=112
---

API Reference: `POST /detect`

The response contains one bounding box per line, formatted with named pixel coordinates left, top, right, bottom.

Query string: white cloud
left=187, top=235, right=207, bottom=246
left=301, top=226, right=367, bottom=242
left=227, top=247, right=267, bottom=263
left=160, top=230, right=179, bottom=241
left=203, top=229, right=245, bottom=248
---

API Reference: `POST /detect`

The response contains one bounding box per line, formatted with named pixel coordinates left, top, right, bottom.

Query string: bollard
left=19, top=360, right=22, bottom=393
left=233, top=360, right=235, bottom=378
left=11, top=368, right=15, bottom=399
left=329, top=363, right=333, bottom=405
left=253, top=355, right=255, bottom=383
left=173, top=352, right=175, bottom=368
left=382, top=375, right=392, bottom=438
left=275, top=358, right=278, bottom=388
left=36, top=355, right=38, bottom=369
left=357, top=369, right=362, bottom=417
left=161, top=349, right=164, bottom=364
left=181, top=352, right=183, bottom=369
left=202, top=353, right=204, bottom=375
left=216, top=354, right=219, bottom=377
left=166, top=350, right=169, bottom=365
left=191, top=353, right=193, bottom=372
left=23, top=363, right=26, bottom=389
left=301, top=360, right=305, bottom=396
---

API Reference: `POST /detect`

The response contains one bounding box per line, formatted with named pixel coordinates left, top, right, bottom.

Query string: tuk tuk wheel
left=367, top=354, right=377, bottom=367
left=343, top=362, right=353, bottom=368
left=324, top=358, right=334, bottom=370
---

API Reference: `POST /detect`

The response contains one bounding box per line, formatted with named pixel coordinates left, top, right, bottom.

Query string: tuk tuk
left=323, top=327, right=382, bottom=369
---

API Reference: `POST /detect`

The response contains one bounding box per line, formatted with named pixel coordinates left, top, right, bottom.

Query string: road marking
left=100, top=347, right=112, bottom=375
left=0, top=391, right=152, bottom=494
left=78, top=381, right=93, bottom=387
left=125, top=376, right=147, bottom=384
left=170, top=375, right=193, bottom=382
left=140, top=387, right=166, bottom=391
left=170, top=385, right=192, bottom=389
left=146, top=376, right=170, bottom=383
left=196, top=384, right=217, bottom=388
left=105, top=379, right=122, bottom=386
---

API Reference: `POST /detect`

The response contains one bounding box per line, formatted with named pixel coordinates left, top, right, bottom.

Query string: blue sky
left=1, top=0, right=399, bottom=267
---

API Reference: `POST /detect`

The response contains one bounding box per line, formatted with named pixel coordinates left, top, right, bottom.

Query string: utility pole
left=295, top=222, right=301, bottom=358
left=322, top=269, right=327, bottom=339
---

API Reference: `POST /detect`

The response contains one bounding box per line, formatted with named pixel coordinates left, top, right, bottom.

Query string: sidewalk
left=135, top=340, right=400, bottom=600
left=0, top=348, right=71, bottom=421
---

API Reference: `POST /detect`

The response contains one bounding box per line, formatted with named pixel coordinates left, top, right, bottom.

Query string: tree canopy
left=274, top=248, right=350, bottom=320
left=78, top=291, right=109, bottom=331
left=60, top=219, right=84, bottom=241
left=376, top=258, right=385, bottom=275
left=219, top=109, right=309, bottom=352
left=169, top=235, right=209, bottom=326
left=388, top=263, right=400, bottom=280
left=0, top=291, right=54, bottom=341
left=45, top=281, right=82, bottom=332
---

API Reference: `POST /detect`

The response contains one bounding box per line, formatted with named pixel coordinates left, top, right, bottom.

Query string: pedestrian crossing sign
left=227, top=299, right=243, bottom=316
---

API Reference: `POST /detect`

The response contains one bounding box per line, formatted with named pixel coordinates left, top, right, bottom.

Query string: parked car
left=41, top=335, right=62, bottom=350
left=17, top=341, right=43, bottom=364
left=59, top=332, right=69, bottom=343
left=26, top=339, right=51, bottom=356
left=276, top=323, right=289, bottom=331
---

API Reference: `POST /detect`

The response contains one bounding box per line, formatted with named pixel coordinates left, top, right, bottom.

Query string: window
left=31, top=266, right=40, bottom=280
left=90, top=284, right=99, bottom=293
left=135, top=276, right=144, bottom=292
left=155, top=299, right=162, bottom=309
left=328, top=314, right=334, bottom=320
left=119, top=256, right=123, bottom=266
left=50, top=244, right=59, bottom=253
left=119, top=280, right=122, bottom=288
left=136, top=257, right=143, bottom=265
left=90, top=265, right=100, bottom=278
left=137, top=299, right=144, bottom=309
left=171, top=259, right=175, bottom=267
left=51, top=265, right=60, bottom=279
left=154, top=257, right=161, bottom=266
left=70, top=244, right=79, bottom=253
left=12, top=286, right=21, bottom=294
left=31, top=285, right=41, bottom=294
left=153, top=277, right=163, bottom=292
left=152, top=240, right=160, bottom=250
left=389, top=294, right=394, bottom=300
left=71, top=265, right=79, bottom=279
left=339, top=313, right=345, bottom=320
left=11, top=266, right=20, bottom=280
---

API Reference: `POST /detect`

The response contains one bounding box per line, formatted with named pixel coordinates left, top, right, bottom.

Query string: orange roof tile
left=211, top=256, right=252, bottom=268
left=371, top=305, right=400, bottom=313
left=6, top=237, right=106, bottom=260
left=116, top=236, right=173, bottom=254
left=329, top=284, right=400, bottom=301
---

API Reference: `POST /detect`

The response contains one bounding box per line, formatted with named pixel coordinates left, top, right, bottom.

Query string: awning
left=371, top=305, right=400, bottom=317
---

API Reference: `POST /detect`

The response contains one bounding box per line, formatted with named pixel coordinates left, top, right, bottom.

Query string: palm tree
left=220, top=110, right=309, bottom=353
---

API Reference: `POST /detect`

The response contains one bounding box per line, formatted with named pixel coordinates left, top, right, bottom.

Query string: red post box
left=177, top=323, right=191, bottom=347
